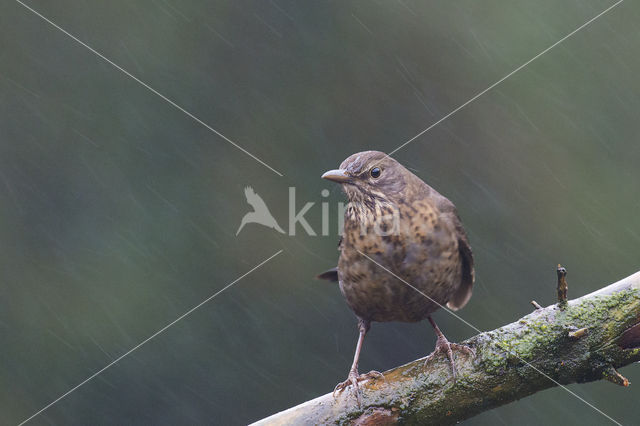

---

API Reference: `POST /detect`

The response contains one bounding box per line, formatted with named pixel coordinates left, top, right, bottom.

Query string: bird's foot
left=423, top=335, right=475, bottom=382
left=333, top=369, right=384, bottom=406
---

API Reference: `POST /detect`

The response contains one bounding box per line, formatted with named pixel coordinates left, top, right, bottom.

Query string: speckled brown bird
left=319, top=150, right=475, bottom=402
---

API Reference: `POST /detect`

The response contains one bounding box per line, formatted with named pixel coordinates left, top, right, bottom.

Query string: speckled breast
left=338, top=200, right=462, bottom=323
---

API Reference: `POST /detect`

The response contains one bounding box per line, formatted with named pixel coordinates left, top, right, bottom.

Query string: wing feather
left=434, top=195, right=474, bottom=310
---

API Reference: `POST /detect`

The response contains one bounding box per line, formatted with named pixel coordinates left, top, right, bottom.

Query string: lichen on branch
left=252, top=271, right=640, bottom=425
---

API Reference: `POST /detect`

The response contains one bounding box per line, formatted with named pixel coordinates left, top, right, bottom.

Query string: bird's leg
left=333, top=319, right=382, bottom=406
left=424, top=316, right=475, bottom=381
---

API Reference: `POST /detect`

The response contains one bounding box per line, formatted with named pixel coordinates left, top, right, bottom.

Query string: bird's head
left=321, top=151, right=410, bottom=205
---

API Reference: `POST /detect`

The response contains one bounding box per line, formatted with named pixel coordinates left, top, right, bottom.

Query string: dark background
left=1, top=0, right=639, bottom=424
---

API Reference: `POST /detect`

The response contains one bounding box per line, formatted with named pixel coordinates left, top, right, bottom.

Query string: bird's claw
left=333, top=370, right=362, bottom=405
left=333, top=369, right=385, bottom=406
left=424, top=336, right=475, bottom=382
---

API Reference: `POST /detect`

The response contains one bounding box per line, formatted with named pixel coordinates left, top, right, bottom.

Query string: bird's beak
left=321, top=169, right=351, bottom=183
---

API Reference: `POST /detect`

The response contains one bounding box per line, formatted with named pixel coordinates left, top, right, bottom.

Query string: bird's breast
left=338, top=199, right=462, bottom=322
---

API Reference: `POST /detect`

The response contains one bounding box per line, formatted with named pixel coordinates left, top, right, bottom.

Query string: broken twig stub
left=602, top=366, right=630, bottom=387
left=252, top=270, right=640, bottom=425
left=557, top=264, right=568, bottom=306
left=568, top=327, right=588, bottom=339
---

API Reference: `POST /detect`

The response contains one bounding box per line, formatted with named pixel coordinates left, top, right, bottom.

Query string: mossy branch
left=251, top=270, right=640, bottom=425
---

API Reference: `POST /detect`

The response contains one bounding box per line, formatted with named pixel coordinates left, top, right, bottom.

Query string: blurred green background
left=1, top=0, right=639, bottom=424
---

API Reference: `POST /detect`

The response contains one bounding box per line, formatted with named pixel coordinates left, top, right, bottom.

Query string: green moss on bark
left=252, top=280, right=640, bottom=426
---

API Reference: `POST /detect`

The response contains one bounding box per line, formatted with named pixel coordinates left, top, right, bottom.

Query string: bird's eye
left=370, top=167, right=381, bottom=178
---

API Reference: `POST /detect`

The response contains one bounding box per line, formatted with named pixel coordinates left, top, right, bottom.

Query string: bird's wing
left=245, top=186, right=270, bottom=211
left=316, top=267, right=339, bottom=282
left=436, top=196, right=474, bottom=311
left=447, top=232, right=474, bottom=310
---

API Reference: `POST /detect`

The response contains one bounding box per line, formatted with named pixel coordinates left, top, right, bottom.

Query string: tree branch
left=252, top=270, right=640, bottom=425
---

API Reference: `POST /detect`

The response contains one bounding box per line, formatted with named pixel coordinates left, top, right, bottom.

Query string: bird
left=319, top=150, right=475, bottom=404
left=236, top=186, right=285, bottom=235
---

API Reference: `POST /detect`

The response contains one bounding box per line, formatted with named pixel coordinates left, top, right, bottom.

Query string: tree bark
left=251, top=270, right=640, bottom=425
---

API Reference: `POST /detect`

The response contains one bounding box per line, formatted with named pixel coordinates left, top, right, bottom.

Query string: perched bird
left=319, top=151, right=474, bottom=403
left=236, top=186, right=285, bottom=235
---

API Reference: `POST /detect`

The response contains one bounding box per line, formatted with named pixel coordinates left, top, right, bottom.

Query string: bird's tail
left=236, top=216, right=248, bottom=236
left=272, top=222, right=285, bottom=234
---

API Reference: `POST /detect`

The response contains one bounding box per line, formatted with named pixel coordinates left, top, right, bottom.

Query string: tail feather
left=316, top=267, right=339, bottom=282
